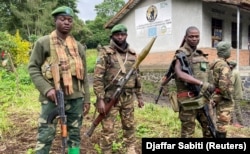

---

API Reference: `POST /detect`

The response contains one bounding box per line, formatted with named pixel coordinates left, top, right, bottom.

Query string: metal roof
left=104, top=0, right=250, bottom=29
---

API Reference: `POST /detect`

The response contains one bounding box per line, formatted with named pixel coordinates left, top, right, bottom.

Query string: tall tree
left=95, top=0, right=125, bottom=20
left=85, top=0, right=126, bottom=48
left=0, top=0, right=88, bottom=41
left=10, top=0, right=57, bottom=39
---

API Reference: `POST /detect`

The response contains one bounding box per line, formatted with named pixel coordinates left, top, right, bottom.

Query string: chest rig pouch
left=102, top=46, right=138, bottom=90
left=177, top=50, right=209, bottom=110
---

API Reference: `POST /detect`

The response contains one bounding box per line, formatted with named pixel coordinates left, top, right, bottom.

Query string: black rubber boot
left=216, top=131, right=227, bottom=138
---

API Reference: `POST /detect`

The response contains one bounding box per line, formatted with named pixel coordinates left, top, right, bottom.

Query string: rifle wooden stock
left=85, top=98, right=118, bottom=137
left=47, top=64, right=67, bottom=153
left=85, top=37, right=157, bottom=137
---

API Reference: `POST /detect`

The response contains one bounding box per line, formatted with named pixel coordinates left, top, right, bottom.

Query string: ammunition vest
left=100, top=46, right=138, bottom=90
left=174, top=48, right=209, bottom=110
left=41, top=45, right=84, bottom=81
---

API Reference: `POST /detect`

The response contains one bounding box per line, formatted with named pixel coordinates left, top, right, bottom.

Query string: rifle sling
left=115, top=51, right=127, bottom=74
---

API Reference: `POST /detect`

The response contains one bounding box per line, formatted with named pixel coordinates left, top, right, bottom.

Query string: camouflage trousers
left=100, top=91, right=136, bottom=152
left=35, top=98, right=84, bottom=154
left=215, top=99, right=234, bottom=133
left=179, top=106, right=212, bottom=138
left=231, top=99, right=244, bottom=125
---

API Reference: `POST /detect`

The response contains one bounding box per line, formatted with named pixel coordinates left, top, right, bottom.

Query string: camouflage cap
left=228, top=60, right=237, bottom=67
left=51, top=6, right=74, bottom=17
left=111, top=24, right=127, bottom=34
left=216, top=41, right=231, bottom=59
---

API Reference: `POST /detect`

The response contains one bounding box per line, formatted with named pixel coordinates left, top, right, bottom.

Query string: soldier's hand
left=83, top=103, right=90, bottom=116
left=161, top=76, right=168, bottom=85
left=200, top=82, right=215, bottom=99
left=202, top=82, right=215, bottom=93
left=137, top=98, right=144, bottom=108
left=209, top=99, right=216, bottom=107
left=46, top=88, right=57, bottom=105
left=97, top=99, right=106, bottom=114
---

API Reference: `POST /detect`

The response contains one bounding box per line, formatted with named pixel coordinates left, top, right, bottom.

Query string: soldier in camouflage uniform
left=228, top=60, right=244, bottom=128
left=209, top=41, right=234, bottom=137
left=170, top=26, right=215, bottom=138
left=28, top=6, right=90, bottom=154
left=93, top=24, right=144, bottom=154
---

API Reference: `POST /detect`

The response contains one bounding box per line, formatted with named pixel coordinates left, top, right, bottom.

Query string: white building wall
left=117, top=0, right=250, bottom=53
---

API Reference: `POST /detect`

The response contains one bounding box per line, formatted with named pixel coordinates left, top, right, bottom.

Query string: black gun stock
left=176, top=51, right=221, bottom=138
left=155, top=71, right=175, bottom=104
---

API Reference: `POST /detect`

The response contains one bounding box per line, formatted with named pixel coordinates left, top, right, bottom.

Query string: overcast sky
left=77, top=0, right=128, bottom=21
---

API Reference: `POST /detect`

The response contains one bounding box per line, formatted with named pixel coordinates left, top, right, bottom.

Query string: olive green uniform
left=28, top=35, right=90, bottom=154
left=174, top=42, right=212, bottom=138
left=93, top=41, right=142, bottom=153
left=231, top=67, right=244, bottom=125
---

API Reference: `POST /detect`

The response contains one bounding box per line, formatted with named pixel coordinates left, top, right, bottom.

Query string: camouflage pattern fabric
left=93, top=43, right=142, bottom=153
left=100, top=92, right=135, bottom=152
left=179, top=107, right=212, bottom=138
left=210, top=58, right=234, bottom=133
left=35, top=98, right=83, bottom=153
left=174, top=42, right=212, bottom=138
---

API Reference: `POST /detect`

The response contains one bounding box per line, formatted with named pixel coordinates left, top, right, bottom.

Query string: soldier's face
left=185, top=29, right=200, bottom=48
left=112, top=32, right=127, bottom=46
left=55, top=15, right=73, bottom=34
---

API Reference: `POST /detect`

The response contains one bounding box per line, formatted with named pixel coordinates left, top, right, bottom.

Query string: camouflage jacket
left=93, top=41, right=142, bottom=100
left=209, top=58, right=233, bottom=100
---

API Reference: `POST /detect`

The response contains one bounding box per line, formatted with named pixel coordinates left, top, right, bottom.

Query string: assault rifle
left=85, top=36, right=157, bottom=137
left=155, top=61, right=175, bottom=104
left=176, top=51, right=221, bottom=138
left=47, top=64, right=67, bottom=154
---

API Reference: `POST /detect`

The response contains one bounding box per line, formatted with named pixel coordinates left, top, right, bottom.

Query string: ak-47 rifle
left=85, top=36, right=157, bottom=137
left=155, top=37, right=186, bottom=104
left=47, top=64, right=67, bottom=153
left=176, top=51, right=222, bottom=138
left=155, top=61, right=175, bottom=104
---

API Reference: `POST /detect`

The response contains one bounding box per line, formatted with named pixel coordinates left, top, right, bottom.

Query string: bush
left=86, top=49, right=98, bottom=73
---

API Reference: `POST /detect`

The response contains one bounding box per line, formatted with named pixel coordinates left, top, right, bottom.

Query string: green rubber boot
left=68, top=147, right=80, bottom=154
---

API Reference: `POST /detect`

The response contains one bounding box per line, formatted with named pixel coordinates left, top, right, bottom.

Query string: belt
left=177, top=91, right=195, bottom=98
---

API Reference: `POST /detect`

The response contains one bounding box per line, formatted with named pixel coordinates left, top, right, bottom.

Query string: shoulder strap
left=115, top=51, right=127, bottom=74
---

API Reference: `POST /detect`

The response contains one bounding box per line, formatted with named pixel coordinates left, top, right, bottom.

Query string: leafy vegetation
left=1, top=49, right=250, bottom=153
left=86, top=49, right=98, bottom=73
left=0, top=0, right=126, bottom=50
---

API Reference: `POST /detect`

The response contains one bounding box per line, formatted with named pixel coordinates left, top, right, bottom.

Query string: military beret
left=216, top=41, right=231, bottom=59
left=51, top=6, right=74, bottom=17
left=111, top=24, right=127, bottom=34
left=228, top=60, right=237, bottom=66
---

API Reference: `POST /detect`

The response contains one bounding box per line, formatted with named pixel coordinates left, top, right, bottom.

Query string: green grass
left=1, top=54, right=250, bottom=153
left=86, top=49, right=98, bottom=73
